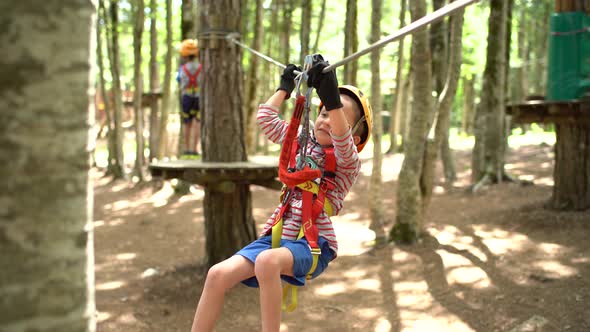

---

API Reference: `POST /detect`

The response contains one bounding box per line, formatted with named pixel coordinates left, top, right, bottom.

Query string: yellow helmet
left=318, top=85, right=373, bottom=152
left=180, top=39, right=199, bottom=57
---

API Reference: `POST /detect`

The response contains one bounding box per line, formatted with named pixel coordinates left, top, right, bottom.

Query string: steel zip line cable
left=224, top=0, right=479, bottom=74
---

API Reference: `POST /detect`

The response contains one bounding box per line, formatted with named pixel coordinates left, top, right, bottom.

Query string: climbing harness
left=181, top=63, right=202, bottom=95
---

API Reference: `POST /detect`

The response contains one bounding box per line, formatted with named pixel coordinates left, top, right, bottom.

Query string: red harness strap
left=182, top=63, right=202, bottom=90
left=278, top=95, right=321, bottom=187
left=269, top=94, right=338, bottom=250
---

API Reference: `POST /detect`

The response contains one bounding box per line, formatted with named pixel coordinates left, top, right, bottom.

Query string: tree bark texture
left=424, top=5, right=464, bottom=198
left=0, top=1, right=96, bottom=330
left=299, top=0, right=312, bottom=65
left=108, top=0, right=126, bottom=178
left=430, top=0, right=449, bottom=95
left=551, top=123, right=590, bottom=210
left=149, top=0, right=160, bottom=161
left=387, top=0, right=407, bottom=154
left=97, top=1, right=116, bottom=174
left=461, top=75, right=475, bottom=134
left=245, top=0, right=264, bottom=154
left=312, top=0, right=327, bottom=54
left=198, top=0, right=256, bottom=267
left=182, top=0, right=196, bottom=39
left=369, top=0, right=385, bottom=240
left=133, top=0, right=145, bottom=179
left=344, top=0, right=359, bottom=86
left=472, top=0, right=508, bottom=184
left=391, top=0, right=433, bottom=244
left=157, top=0, right=173, bottom=159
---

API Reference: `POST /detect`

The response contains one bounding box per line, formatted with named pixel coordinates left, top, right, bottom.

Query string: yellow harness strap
left=271, top=181, right=334, bottom=312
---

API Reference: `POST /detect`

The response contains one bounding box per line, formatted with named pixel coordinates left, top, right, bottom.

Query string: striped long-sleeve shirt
left=257, top=104, right=361, bottom=255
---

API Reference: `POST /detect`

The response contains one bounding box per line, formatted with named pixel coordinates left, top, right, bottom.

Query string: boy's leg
left=193, top=98, right=201, bottom=154
left=193, top=118, right=200, bottom=154
left=191, top=255, right=255, bottom=332
left=183, top=120, right=193, bottom=153
left=254, top=247, right=295, bottom=332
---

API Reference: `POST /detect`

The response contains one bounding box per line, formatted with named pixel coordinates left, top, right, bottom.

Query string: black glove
left=277, top=64, right=301, bottom=99
left=306, top=60, right=342, bottom=111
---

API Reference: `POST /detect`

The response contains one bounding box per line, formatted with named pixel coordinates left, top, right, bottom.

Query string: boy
left=178, top=39, right=202, bottom=155
left=190, top=57, right=372, bottom=332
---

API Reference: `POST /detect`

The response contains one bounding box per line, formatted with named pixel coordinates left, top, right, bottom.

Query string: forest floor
left=93, top=142, right=590, bottom=332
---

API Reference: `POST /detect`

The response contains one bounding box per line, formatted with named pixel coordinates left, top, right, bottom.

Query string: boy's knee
left=205, top=263, right=232, bottom=291
left=254, top=250, right=280, bottom=280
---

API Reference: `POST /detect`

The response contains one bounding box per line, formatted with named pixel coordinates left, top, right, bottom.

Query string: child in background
left=190, top=55, right=372, bottom=332
left=178, top=39, right=202, bottom=156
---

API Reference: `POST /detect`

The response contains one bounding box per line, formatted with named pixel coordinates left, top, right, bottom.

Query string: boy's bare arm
left=327, top=108, right=350, bottom=138
left=264, top=90, right=289, bottom=109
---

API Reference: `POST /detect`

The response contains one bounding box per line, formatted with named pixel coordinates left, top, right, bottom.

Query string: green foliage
left=97, top=0, right=557, bottom=132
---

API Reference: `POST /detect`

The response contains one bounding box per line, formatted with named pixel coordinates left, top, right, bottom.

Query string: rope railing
left=223, top=0, right=480, bottom=75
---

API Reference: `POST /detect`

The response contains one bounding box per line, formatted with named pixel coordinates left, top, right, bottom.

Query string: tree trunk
left=0, top=1, right=96, bottom=330
left=312, top=0, right=327, bottom=54
left=245, top=0, right=264, bottom=154
left=551, top=123, right=590, bottom=210
left=148, top=0, right=160, bottom=161
left=108, top=0, right=126, bottom=178
left=157, top=0, right=173, bottom=159
left=387, top=0, right=407, bottom=155
left=425, top=4, right=464, bottom=195
left=344, top=0, right=359, bottom=86
left=461, top=75, right=475, bottom=134
left=369, top=0, right=386, bottom=242
left=133, top=0, right=145, bottom=180
left=472, top=0, right=508, bottom=185
left=390, top=0, right=433, bottom=244
left=182, top=0, right=196, bottom=39
left=97, top=0, right=116, bottom=172
left=399, top=68, right=413, bottom=151
left=198, top=0, right=256, bottom=267
left=299, top=0, right=312, bottom=65
left=430, top=0, right=448, bottom=96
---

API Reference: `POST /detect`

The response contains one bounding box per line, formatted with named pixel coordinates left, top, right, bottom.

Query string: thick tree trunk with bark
left=198, top=0, right=256, bottom=267
left=369, top=0, right=386, bottom=242
left=299, top=0, right=312, bottom=65
left=551, top=124, right=590, bottom=210
left=132, top=0, right=145, bottom=180
left=472, top=0, right=508, bottom=186
left=391, top=0, right=433, bottom=244
left=149, top=0, right=160, bottom=161
left=344, top=0, right=359, bottom=86
left=0, top=1, right=95, bottom=330
left=108, top=0, right=126, bottom=178
left=157, top=0, right=173, bottom=159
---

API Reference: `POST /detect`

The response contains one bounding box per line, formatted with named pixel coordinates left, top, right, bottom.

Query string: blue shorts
left=181, top=95, right=200, bottom=123
left=236, top=235, right=334, bottom=287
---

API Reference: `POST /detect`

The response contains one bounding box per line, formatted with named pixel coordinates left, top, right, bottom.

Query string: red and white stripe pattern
left=257, top=104, right=361, bottom=255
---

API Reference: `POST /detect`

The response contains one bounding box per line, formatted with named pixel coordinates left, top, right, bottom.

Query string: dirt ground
left=93, top=143, right=590, bottom=332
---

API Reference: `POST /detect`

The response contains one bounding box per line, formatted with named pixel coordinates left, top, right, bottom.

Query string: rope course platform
left=507, top=99, right=590, bottom=125
left=149, top=156, right=281, bottom=192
